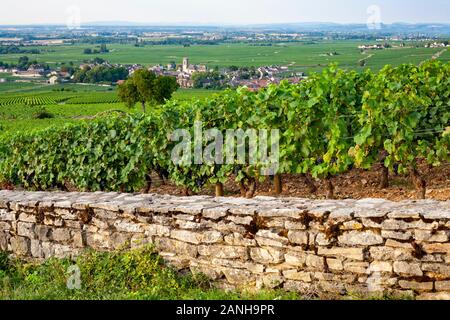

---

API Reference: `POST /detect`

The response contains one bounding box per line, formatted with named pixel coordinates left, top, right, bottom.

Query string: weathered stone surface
left=226, top=215, right=253, bottom=225
left=52, top=228, right=71, bottom=242
left=113, top=220, right=143, bottom=233
left=398, top=280, right=433, bottom=291
left=370, top=247, right=413, bottom=261
left=385, top=239, right=414, bottom=249
left=10, top=236, right=30, bottom=256
left=18, top=213, right=36, bottom=223
left=202, top=206, right=228, bottom=220
left=338, top=231, right=384, bottom=246
left=287, top=231, right=309, bottom=245
left=222, top=268, right=255, bottom=285
left=344, top=262, right=369, bottom=274
left=283, top=280, right=312, bottom=293
left=201, top=231, right=224, bottom=244
left=421, top=263, right=450, bottom=278
left=0, top=210, right=15, bottom=222
left=199, top=245, right=248, bottom=260
left=315, top=233, right=331, bottom=246
left=224, top=233, right=256, bottom=246
left=435, top=281, right=450, bottom=291
left=285, top=251, right=306, bottom=267
left=258, top=208, right=303, bottom=218
left=416, top=292, right=450, bottom=300
left=250, top=247, right=284, bottom=264
left=260, top=274, right=284, bottom=289
left=283, top=270, right=313, bottom=282
left=154, top=237, right=198, bottom=258
left=306, top=254, right=325, bottom=270
left=17, top=222, right=35, bottom=239
left=381, top=230, right=413, bottom=241
left=388, top=211, right=421, bottom=219
left=30, top=239, right=44, bottom=258
left=422, top=243, right=450, bottom=254
left=284, top=220, right=307, bottom=230
left=170, top=230, right=202, bottom=244
left=326, top=258, right=344, bottom=271
left=393, top=262, right=423, bottom=277
left=368, top=261, right=393, bottom=273
left=110, top=232, right=132, bottom=249
left=414, top=230, right=449, bottom=243
left=341, top=221, right=364, bottom=231
left=144, top=224, right=171, bottom=237
left=318, top=247, right=365, bottom=261
left=255, top=230, right=288, bottom=248
left=210, top=258, right=264, bottom=273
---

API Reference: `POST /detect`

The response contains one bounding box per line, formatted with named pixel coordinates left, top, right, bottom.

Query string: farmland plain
left=0, top=41, right=446, bottom=73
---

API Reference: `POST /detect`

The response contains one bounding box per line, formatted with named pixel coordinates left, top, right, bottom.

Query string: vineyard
left=64, top=92, right=120, bottom=104
left=0, top=61, right=448, bottom=199
left=0, top=92, right=120, bottom=107
left=0, top=95, right=69, bottom=106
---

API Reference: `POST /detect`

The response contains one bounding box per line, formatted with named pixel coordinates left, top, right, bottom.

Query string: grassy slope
left=0, top=248, right=408, bottom=300
left=0, top=248, right=300, bottom=300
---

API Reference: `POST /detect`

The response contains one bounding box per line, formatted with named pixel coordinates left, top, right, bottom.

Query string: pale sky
left=1, top=0, right=449, bottom=25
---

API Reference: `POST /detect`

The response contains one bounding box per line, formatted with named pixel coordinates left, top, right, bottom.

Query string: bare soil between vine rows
left=152, top=163, right=450, bottom=201
left=2, top=163, right=449, bottom=201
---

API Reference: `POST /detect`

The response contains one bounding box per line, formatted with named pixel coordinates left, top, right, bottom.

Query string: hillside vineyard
left=0, top=61, right=448, bottom=199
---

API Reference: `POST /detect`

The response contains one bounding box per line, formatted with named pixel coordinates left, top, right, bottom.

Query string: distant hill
left=82, top=22, right=450, bottom=35
left=1, top=22, right=449, bottom=36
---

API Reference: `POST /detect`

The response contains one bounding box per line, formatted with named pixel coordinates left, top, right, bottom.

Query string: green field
left=0, top=41, right=446, bottom=73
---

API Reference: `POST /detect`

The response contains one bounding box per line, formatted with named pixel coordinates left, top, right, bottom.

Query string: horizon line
left=1, top=21, right=450, bottom=27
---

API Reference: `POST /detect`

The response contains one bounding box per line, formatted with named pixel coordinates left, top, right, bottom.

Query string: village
left=0, top=56, right=306, bottom=91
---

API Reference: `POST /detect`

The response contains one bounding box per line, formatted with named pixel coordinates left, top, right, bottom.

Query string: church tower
left=182, top=57, right=189, bottom=72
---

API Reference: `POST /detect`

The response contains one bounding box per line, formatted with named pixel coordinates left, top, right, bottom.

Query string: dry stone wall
left=0, top=190, right=449, bottom=299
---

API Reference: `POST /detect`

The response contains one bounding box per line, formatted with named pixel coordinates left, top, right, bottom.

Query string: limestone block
left=393, top=261, right=423, bottom=277
left=283, top=270, right=313, bottom=282
left=52, top=228, right=71, bottom=243
left=317, top=247, right=365, bottom=261
left=17, top=222, right=36, bottom=239
left=285, top=251, right=307, bottom=267
left=250, top=247, right=284, bottom=264
left=338, top=231, right=384, bottom=246
left=10, top=236, right=30, bottom=256
left=416, top=292, right=450, bottom=300
left=199, top=245, right=248, bottom=260
left=287, top=230, right=309, bottom=245
left=398, top=280, right=433, bottom=291
left=326, top=258, right=344, bottom=271
left=435, top=281, right=450, bottom=291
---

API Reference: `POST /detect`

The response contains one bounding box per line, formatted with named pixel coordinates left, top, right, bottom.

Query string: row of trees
left=83, top=44, right=109, bottom=55
left=72, top=65, right=128, bottom=84
left=0, top=46, right=40, bottom=54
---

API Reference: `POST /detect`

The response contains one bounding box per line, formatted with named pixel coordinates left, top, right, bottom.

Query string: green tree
left=18, top=56, right=29, bottom=69
left=152, top=76, right=179, bottom=104
left=117, top=69, right=179, bottom=113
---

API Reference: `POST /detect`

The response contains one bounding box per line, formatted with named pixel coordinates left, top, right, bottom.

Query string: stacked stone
left=0, top=190, right=449, bottom=299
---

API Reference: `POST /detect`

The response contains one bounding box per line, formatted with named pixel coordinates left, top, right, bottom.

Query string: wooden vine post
left=215, top=182, right=224, bottom=197
left=274, top=174, right=283, bottom=195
